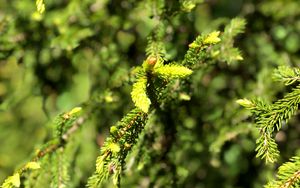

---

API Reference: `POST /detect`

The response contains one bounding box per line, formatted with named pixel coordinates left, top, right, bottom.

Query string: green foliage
left=55, top=107, right=82, bottom=139
left=35, top=0, right=45, bottom=14
left=273, top=66, right=300, bottom=85
left=215, top=18, right=246, bottom=64
left=89, top=24, right=242, bottom=188
left=266, top=155, right=300, bottom=188
left=259, top=1, right=300, bottom=21
left=1, top=173, right=20, bottom=188
left=180, top=0, right=204, bottom=12
left=1, top=107, right=83, bottom=188
left=87, top=108, right=148, bottom=187
left=239, top=65, right=300, bottom=185
left=1, top=162, right=40, bottom=188
left=1, top=0, right=300, bottom=188
left=51, top=150, right=70, bottom=188
left=131, top=75, right=151, bottom=113
left=209, top=123, right=253, bottom=154
left=183, top=31, right=221, bottom=67
left=146, top=29, right=167, bottom=61
left=154, top=64, right=193, bottom=79
left=238, top=76, right=300, bottom=163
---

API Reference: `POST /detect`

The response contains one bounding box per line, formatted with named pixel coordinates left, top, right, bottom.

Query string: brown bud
left=147, top=56, right=157, bottom=66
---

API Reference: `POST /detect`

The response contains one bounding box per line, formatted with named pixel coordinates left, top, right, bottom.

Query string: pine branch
left=87, top=13, right=244, bottom=187
left=255, top=129, right=279, bottom=163
left=182, top=31, right=221, bottom=67
left=1, top=107, right=84, bottom=188
left=51, top=149, right=70, bottom=188
left=146, top=22, right=168, bottom=65
left=87, top=108, right=148, bottom=187
left=261, top=85, right=300, bottom=132
left=55, top=107, right=83, bottom=140
left=273, top=66, right=300, bottom=85
left=146, top=37, right=167, bottom=62
left=238, top=85, right=300, bottom=163
left=223, top=18, right=246, bottom=39
left=217, top=18, right=246, bottom=64
left=265, top=156, right=300, bottom=188
left=1, top=161, right=42, bottom=188
left=237, top=98, right=271, bottom=117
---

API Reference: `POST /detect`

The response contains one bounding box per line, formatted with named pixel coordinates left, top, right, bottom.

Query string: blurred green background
left=1, top=0, right=300, bottom=187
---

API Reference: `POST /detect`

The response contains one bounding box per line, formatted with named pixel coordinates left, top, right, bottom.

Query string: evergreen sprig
left=89, top=44, right=193, bottom=186
left=1, top=162, right=41, bottom=188
left=265, top=155, right=300, bottom=188
left=238, top=67, right=300, bottom=163
left=88, top=22, right=244, bottom=186
left=146, top=23, right=167, bottom=61
left=1, top=107, right=84, bottom=188
left=55, top=107, right=82, bottom=140
left=4, top=0, right=299, bottom=187
left=223, top=18, right=246, bottom=39
left=87, top=108, right=148, bottom=187
left=216, top=18, right=246, bottom=64
left=183, top=31, right=221, bottom=67
left=1, top=0, right=247, bottom=185
left=51, top=149, right=70, bottom=188
left=131, top=55, right=193, bottom=113
left=273, top=66, right=300, bottom=85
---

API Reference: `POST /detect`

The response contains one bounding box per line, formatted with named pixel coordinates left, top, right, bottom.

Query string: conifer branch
left=146, top=22, right=167, bottom=63
left=1, top=13, right=246, bottom=186
left=223, top=18, right=246, bottom=39
left=255, top=129, right=279, bottom=163
left=92, top=18, right=245, bottom=186
left=1, top=107, right=84, bottom=188
left=265, top=156, right=300, bottom=188
left=238, top=82, right=300, bottom=163
left=261, top=86, right=300, bottom=132
left=87, top=22, right=244, bottom=186
left=273, top=66, right=300, bottom=85
left=51, top=149, right=70, bottom=188
left=4, top=0, right=296, bottom=187
left=87, top=108, right=148, bottom=187
left=183, top=31, right=221, bottom=67
left=216, top=18, right=246, bottom=64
